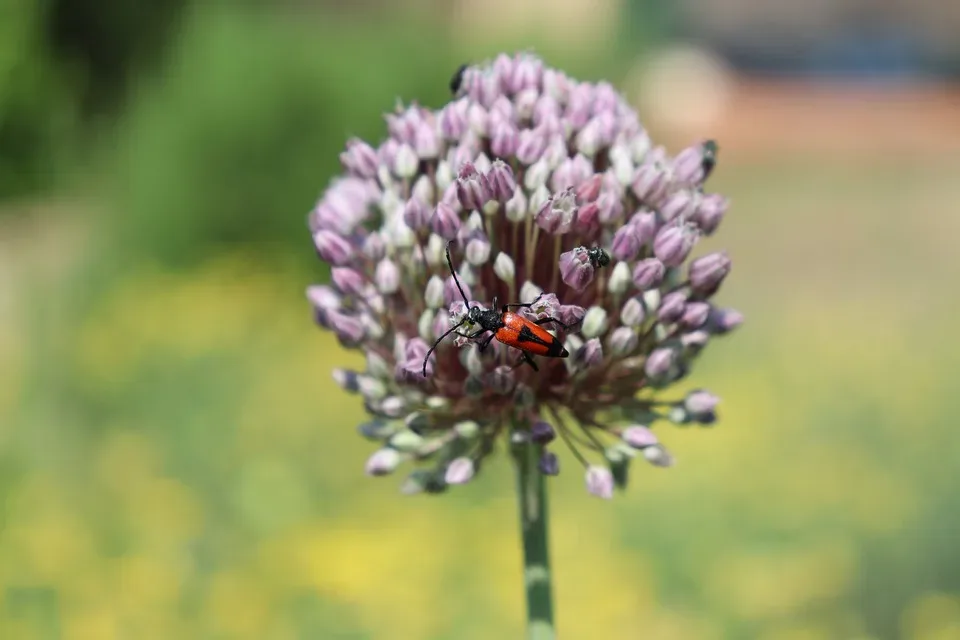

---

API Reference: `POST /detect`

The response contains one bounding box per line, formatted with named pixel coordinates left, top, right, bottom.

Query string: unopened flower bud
left=653, top=223, right=698, bottom=267
left=585, top=465, right=614, bottom=499
left=658, top=291, right=687, bottom=324
left=313, top=230, right=354, bottom=265
left=505, top=187, right=527, bottom=222
left=394, top=144, right=419, bottom=179
left=672, top=142, right=706, bottom=186
left=620, top=297, right=645, bottom=327
left=574, top=337, right=603, bottom=368
left=607, top=261, right=632, bottom=295
left=631, top=210, right=657, bottom=246
left=445, top=457, right=476, bottom=484
left=389, top=429, right=424, bottom=453
left=454, top=420, right=480, bottom=438
left=519, top=280, right=542, bottom=303
left=375, top=258, right=400, bottom=294
left=611, top=223, right=641, bottom=261
left=581, top=306, right=609, bottom=339
left=689, top=252, right=732, bottom=294
left=558, top=304, right=586, bottom=327
left=493, top=252, right=515, bottom=282
left=403, top=197, right=431, bottom=230
left=489, top=365, right=516, bottom=395
left=365, top=448, right=401, bottom=476
left=424, top=275, right=445, bottom=309
left=331, top=267, right=365, bottom=297
left=456, top=162, right=486, bottom=211
left=530, top=420, right=556, bottom=444
left=684, top=389, right=719, bottom=424
left=644, top=347, right=676, bottom=381
left=631, top=162, right=668, bottom=204
left=693, top=193, right=728, bottom=234
left=444, top=275, right=472, bottom=306
left=607, top=326, right=638, bottom=357
left=340, top=138, right=379, bottom=178
left=707, top=307, right=744, bottom=334
left=660, top=189, right=697, bottom=223
left=327, top=310, right=366, bottom=346
left=632, top=258, right=665, bottom=290
left=539, top=451, right=560, bottom=476
left=622, top=425, right=658, bottom=449
left=486, top=159, right=517, bottom=203
left=465, top=237, right=492, bottom=265
left=681, top=302, right=711, bottom=329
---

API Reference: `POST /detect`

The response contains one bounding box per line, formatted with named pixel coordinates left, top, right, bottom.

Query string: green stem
left=512, top=440, right=556, bottom=640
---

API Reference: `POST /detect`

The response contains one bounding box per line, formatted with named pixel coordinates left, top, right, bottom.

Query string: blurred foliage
left=0, top=0, right=77, bottom=199
left=105, top=4, right=465, bottom=270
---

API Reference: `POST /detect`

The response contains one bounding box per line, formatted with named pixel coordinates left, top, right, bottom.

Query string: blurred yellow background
left=2, top=1, right=959, bottom=638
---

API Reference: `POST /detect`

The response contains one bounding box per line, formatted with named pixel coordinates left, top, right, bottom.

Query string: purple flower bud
left=653, top=223, right=698, bottom=267
left=631, top=162, right=669, bottom=204
left=566, top=83, right=595, bottom=129
left=413, top=120, right=439, bottom=158
left=574, top=338, right=603, bottom=368
left=465, top=237, right=491, bottom=266
left=467, top=103, right=488, bottom=137
left=339, top=138, right=379, bottom=178
left=490, top=121, right=519, bottom=158
left=536, top=188, right=578, bottom=235
left=611, top=223, right=641, bottom=261
left=658, top=291, right=687, bottom=323
left=509, top=53, right=543, bottom=93
left=430, top=202, right=461, bottom=240
left=554, top=305, right=583, bottom=328
left=595, top=190, right=623, bottom=225
left=331, top=267, right=366, bottom=297
left=327, top=310, right=366, bottom=346
left=620, top=296, right=645, bottom=327
left=607, top=326, right=638, bottom=357
left=516, top=128, right=547, bottom=164
left=689, top=252, right=732, bottom=294
left=681, top=302, right=711, bottom=329
left=672, top=142, right=705, bottom=186
left=456, top=162, right=486, bottom=211
left=575, top=174, right=603, bottom=204
left=574, top=202, right=600, bottom=234
left=681, top=330, right=710, bottom=349
left=538, top=451, right=560, bottom=476
left=632, top=258, right=665, bottom=290
left=306, top=284, right=341, bottom=317
left=440, top=99, right=468, bottom=140
left=403, top=197, right=431, bottom=230
left=485, top=160, right=517, bottom=203
left=530, top=420, right=556, bottom=444
left=707, top=307, right=744, bottom=334
left=313, top=230, right=354, bottom=266
left=444, top=275, right=472, bottom=306
left=585, top=465, right=614, bottom=499
left=445, top=457, right=476, bottom=484
left=630, top=210, right=657, bottom=247
left=593, top=81, right=619, bottom=113
left=644, top=347, right=676, bottom=380
left=684, top=389, right=719, bottom=423
left=375, top=258, right=400, bottom=294
left=362, top=231, right=386, bottom=261
left=575, top=117, right=603, bottom=155
left=378, top=138, right=399, bottom=170
left=559, top=247, right=595, bottom=291
left=365, top=448, right=401, bottom=476
left=693, top=193, right=728, bottom=235
left=622, top=425, right=658, bottom=449
left=660, top=190, right=698, bottom=223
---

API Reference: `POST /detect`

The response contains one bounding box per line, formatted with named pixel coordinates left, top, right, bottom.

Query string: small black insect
left=450, top=63, right=468, bottom=95
left=701, top=139, right=718, bottom=182
left=587, top=246, right=610, bottom=268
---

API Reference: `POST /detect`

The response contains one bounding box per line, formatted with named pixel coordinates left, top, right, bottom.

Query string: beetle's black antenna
left=422, top=319, right=466, bottom=377
left=445, top=242, right=472, bottom=308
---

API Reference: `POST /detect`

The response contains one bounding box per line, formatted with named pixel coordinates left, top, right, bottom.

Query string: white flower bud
left=581, top=306, right=609, bottom=339
left=493, top=252, right=516, bottom=283
left=607, top=261, right=631, bottom=295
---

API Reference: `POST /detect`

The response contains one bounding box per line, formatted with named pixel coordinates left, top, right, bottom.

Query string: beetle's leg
left=456, top=329, right=488, bottom=339
left=534, top=316, right=571, bottom=330
left=476, top=332, right=497, bottom=353
left=501, top=292, right=544, bottom=312
left=521, top=352, right=539, bottom=371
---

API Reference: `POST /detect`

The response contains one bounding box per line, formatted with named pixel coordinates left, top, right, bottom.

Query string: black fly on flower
left=307, top=53, right=742, bottom=498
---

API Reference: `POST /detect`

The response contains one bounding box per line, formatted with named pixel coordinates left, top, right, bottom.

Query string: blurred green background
left=3, top=1, right=960, bottom=638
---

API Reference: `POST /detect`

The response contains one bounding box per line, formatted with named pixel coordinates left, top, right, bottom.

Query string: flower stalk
left=512, top=434, right=555, bottom=640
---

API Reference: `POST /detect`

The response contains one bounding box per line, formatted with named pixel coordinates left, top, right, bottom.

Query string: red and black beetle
left=422, top=243, right=572, bottom=376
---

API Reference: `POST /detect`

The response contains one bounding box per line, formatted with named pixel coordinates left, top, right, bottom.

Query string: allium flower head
left=307, top=53, right=742, bottom=497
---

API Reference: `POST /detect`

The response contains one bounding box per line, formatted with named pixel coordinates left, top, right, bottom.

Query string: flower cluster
left=307, top=53, right=742, bottom=498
